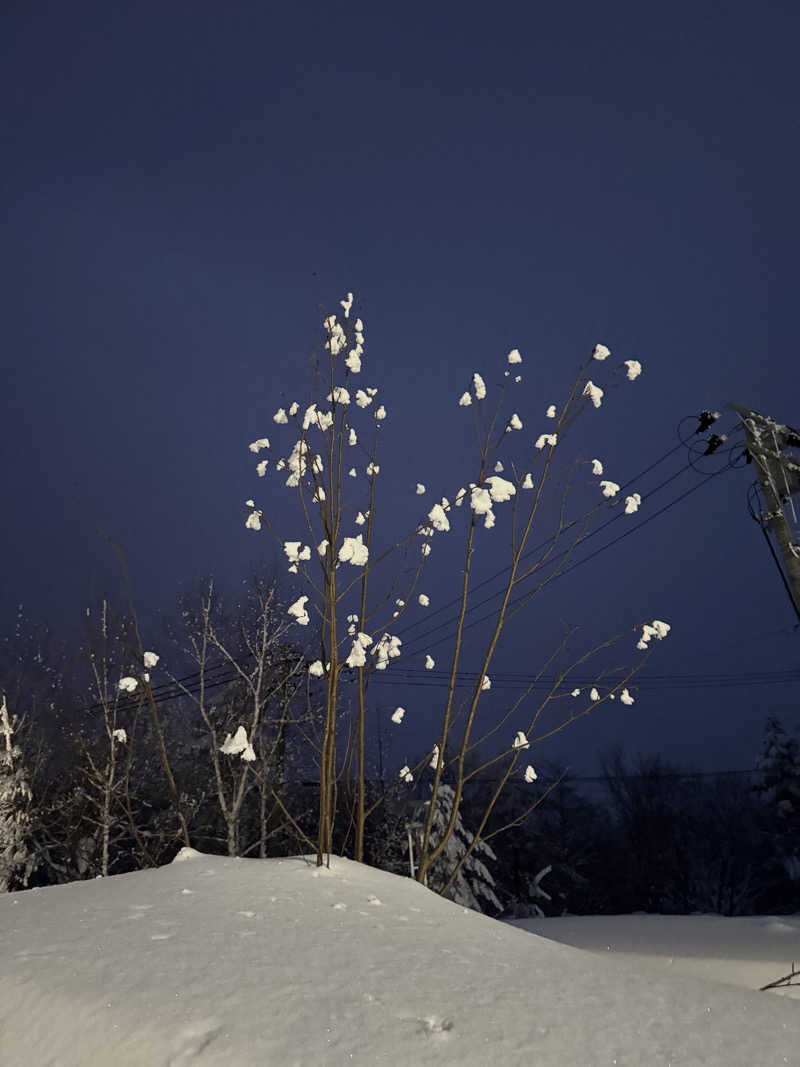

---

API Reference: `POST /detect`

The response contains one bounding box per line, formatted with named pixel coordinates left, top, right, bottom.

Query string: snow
left=591, top=458, right=603, bottom=476
left=485, top=475, right=516, bottom=503
left=391, top=707, right=405, bottom=724
left=338, top=534, right=369, bottom=567
left=583, top=381, right=604, bottom=408
left=458, top=391, right=472, bottom=407
left=248, top=438, right=270, bottom=453
left=624, top=359, right=642, bottom=380
left=592, top=343, right=611, bottom=361
left=418, top=594, right=429, bottom=607
left=3, top=855, right=799, bottom=1066
left=507, top=348, right=522, bottom=364
left=624, top=492, right=642, bottom=515
left=507, top=413, right=522, bottom=431
left=118, top=677, right=138, bottom=693
left=287, top=596, right=310, bottom=626
left=524, top=765, right=537, bottom=782
left=535, top=433, right=557, bottom=451
left=472, top=373, right=486, bottom=400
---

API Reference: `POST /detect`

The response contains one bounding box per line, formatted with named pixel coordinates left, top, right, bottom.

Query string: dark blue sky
left=2, top=0, right=798, bottom=776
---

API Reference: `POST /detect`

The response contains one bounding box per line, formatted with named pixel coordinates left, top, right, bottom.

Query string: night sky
left=3, top=1, right=799, bottom=778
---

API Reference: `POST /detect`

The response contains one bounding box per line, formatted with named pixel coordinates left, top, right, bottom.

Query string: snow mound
left=2, top=854, right=800, bottom=1065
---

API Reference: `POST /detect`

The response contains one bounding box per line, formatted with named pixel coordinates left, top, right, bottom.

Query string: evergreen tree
left=753, top=715, right=800, bottom=903
left=0, top=694, right=33, bottom=892
left=753, top=716, right=800, bottom=823
left=418, top=783, right=501, bottom=913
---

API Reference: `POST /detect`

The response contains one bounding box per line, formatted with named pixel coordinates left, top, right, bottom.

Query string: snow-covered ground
left=511, top=912, right=800, bottom=1001
left=1, top=852, right=799, bottom=1066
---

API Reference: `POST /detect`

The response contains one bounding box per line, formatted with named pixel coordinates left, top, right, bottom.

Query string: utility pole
left=730, top=404, right=800, bottom=621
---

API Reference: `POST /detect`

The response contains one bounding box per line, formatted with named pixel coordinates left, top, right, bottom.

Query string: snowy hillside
left=2, top=852, right=800, bottom=1066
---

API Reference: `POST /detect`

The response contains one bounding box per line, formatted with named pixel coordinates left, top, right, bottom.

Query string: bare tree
left=166, top=574, right=307, bottom=856
left=243, top=294, right=669, bottom=884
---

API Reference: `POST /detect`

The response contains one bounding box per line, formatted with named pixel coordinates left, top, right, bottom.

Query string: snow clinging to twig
left=507, top=348, right=522, bottom=364
left=624, top=360, right=642, bottom=381
left=391, top=707, right=405, bottom=724
left=287, top=596, right=310, bottom=626
left=512, top=730, right=530, bottom=750
left=592, top=344, right=610, bottom=361
left=338, top=535, right=369, bottom=566
left=583, top=381, right=604, bottom=408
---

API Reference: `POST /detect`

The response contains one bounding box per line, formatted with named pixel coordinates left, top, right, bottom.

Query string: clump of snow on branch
left=583, top=381, right=604, bottom=408
left=592, top=344, right=610, bottom=361
left=430, top=744, right=442, bottom=769
left=637, top=619, right=671, bottom=650
left=624, top=493, right=642, bottom=515
left=522, top=473, right=534, bottom=489
left=143, top=651, right=159, bottom=669
left=425, top=654, right=435, bottom=670
left=220, top=725, right=256, bottom=762
left=308, top=661, right=325, bottom=677
left=591, top=458, right=604, bottom=476
left=535, top=433, right=557, bottom=450
left=428, top=503, right=450, bottom=533
left=458, top=391, right=472, bottom=407
left=249, top=438, right=270, bottom=453
left=524, top=765, right=538, bottom=783
left=346, top=632, right=373, bottom=669
left=338, top=535, right=369, bottom=567
left=507, top=348, right=522, bottom=364
left=398, top=765, right=413, bottom=783
left=546, top=405, right=556, bottom=418
left=113, top=728, right=127, bottom=744
left=507, top=413, right=522, bottom=432
left=600, top=480, right=620, bottom=498
left=418, top=594, right=430, bottom=607
left=391, top=707, right=405, bottom=724
left=118, top=677, right=138, bottom=693
left=620, top=688, right=635, bottom=705
left=512, top=730, right=529, bottom=750
left=590, top=688, right=600, bottom=701
left=373, top=634, right=402, bottom=670
left=481, top=676, right=491, bottom=691
left=288, top=596, right=310, bottom=626
left=273, top=408, right=288, bottom=424
left=624, top=359, right=642, bottom=381
left=472, top=373, right=486, bottom=400
left=486, top=476, right=516, bottom=503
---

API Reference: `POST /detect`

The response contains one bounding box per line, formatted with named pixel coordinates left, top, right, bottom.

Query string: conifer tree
left=0, top=694, right=33, bottom=892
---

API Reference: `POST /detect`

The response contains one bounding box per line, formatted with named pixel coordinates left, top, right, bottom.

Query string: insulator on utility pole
left=730, top=403, right=800, bottom=621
